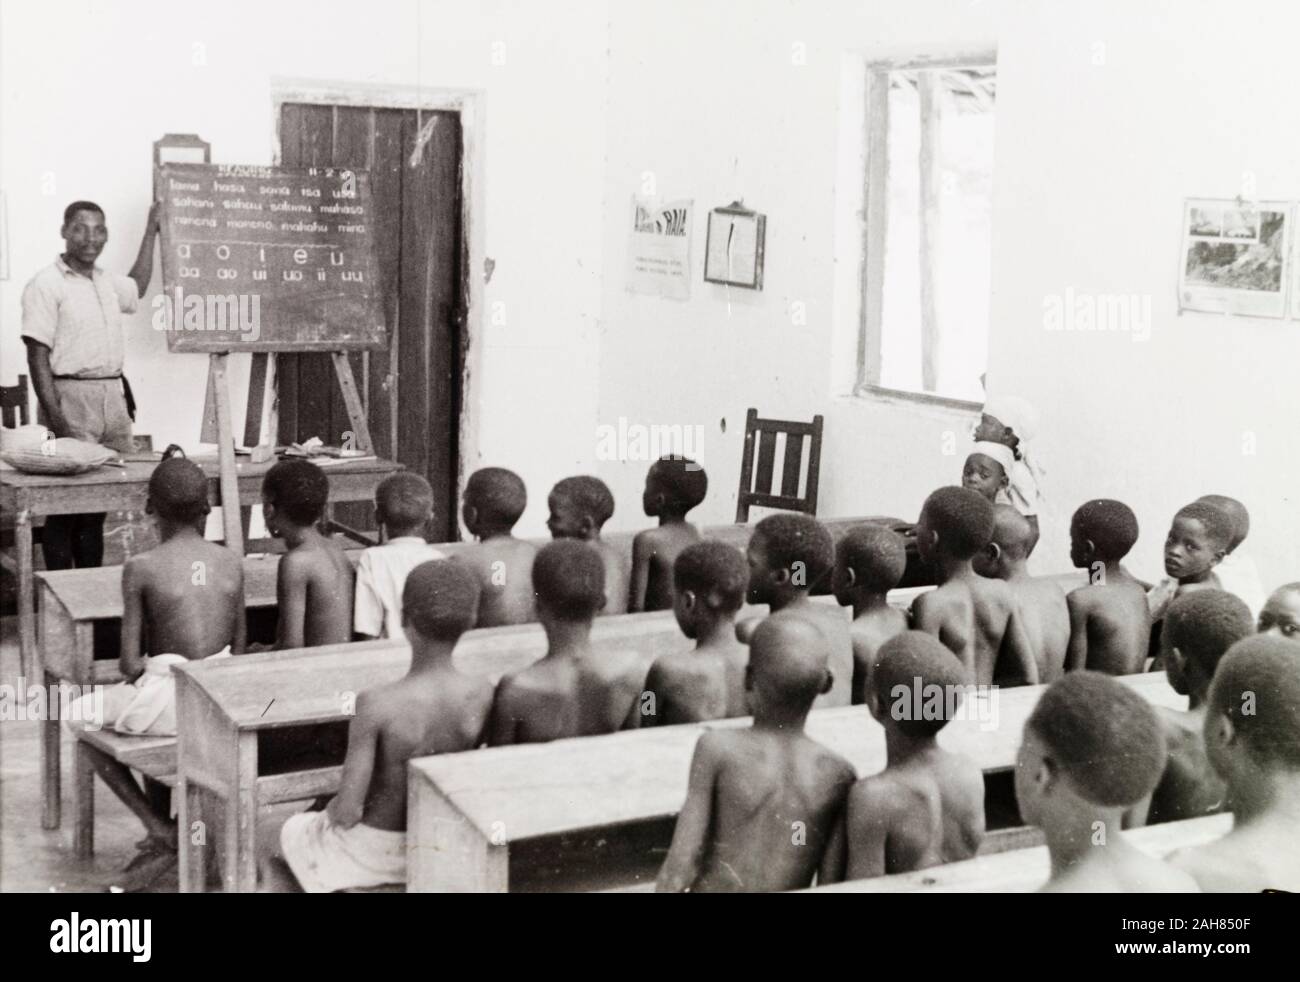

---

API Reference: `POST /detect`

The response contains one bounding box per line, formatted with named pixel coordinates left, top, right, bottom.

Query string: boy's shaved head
left=646, top=456, right=708, bottom=513
left=1209, top=636, right=1300, bottom=770
left=1197, top=494, right=1249, bottom=552
left=1070, top=499, right=1139, bottom=562
left=674, top=541, right=748, bottom=613
left=533, top=540, right=606, bottom=620
left=376, top=472, right=433, bottom=531
left=873, top=631, right=969, bottom=737
left=837, top=524, right=907, bottom=593
left=753, top=513, right=835, bottom=589
left=1027, top=672, right=1167, bottom=807
left=1163, top=590, right=1254, bottom=692
left=465, top=467, right=527, bottom=529
left=748, top=613, right=832, bottom=709
left=263, top=459, right=329, bottom=526
left=1175, top=501, right=1235, bottom=554
left=149, top=457, right=210, bottom=524
left=920, top=486, right=995, bottom=561
left=989, top=505, right=1035, bottom=561
left=402, top=559, right=481, bottom=641
left=550, top=476, right=615, bottom=527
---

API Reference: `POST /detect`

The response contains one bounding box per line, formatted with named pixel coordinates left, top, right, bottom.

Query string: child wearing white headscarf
left=976, top=394, right=1045, bottom=520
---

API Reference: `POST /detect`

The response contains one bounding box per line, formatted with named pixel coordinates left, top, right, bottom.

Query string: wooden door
left=278, top=103, right=465, bottom=540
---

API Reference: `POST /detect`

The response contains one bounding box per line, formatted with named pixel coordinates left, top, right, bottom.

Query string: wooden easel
left=199, top=351, right=373, bottom=556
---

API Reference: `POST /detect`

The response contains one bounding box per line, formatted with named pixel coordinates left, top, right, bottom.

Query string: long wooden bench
left=801, top=813, right=1232, bottom=893
left=406, top=666, right=1173, bottom=893
left=39, top=514, right=900, bottom=830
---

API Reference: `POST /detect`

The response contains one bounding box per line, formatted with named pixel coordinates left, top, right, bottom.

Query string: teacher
left=20, top=199, right=159, bottom=569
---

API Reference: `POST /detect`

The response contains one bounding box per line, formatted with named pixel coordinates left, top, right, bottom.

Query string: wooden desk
left=802, top=813, right=1231, bottom=893
left=36, top=550, right=362, bottom=829
left=406, top=671, right=1180, bottom=892
left=1, top=454, right=401, bottom=687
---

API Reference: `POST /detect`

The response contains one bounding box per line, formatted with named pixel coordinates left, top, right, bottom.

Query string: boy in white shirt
left=354, top=473, right=446, bottom=641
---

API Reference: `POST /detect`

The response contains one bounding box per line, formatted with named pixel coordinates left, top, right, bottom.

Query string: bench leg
left=73, top=738, right=95, bottom=859
left=42, top=673, right=62, bottom=829
left=178, top=780, right=207, bottom=894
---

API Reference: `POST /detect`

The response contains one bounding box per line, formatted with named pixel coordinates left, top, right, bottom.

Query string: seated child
left=831, top=524, right=909, bottom=703
left=630, top=456, right=707, bottom=612
left=354, top=472, right=446, bottom=641
left=1146, top=500, right=1233, bottom=622
left=643, top=541, right=750, bottom=725
left=657, top=615, right=856, bottom=892
left=1170, top=636, right=1300, bottom=891
left=1015, top=672, right=1198, bottom=892
left=974, top=393, right=1044, bottom=547
left=263, top=459, right=355, bottom=649
left=459, top=466, right=536, bottom=627
left=741, top=513, right=854, bottom=707
left=962, top=441, right=1014, bottom=505
left=1196, top=494, right=1266, bottom=618
left=488, top=540, right=645, bottom=744
left=974, top=505, right=1069, bottom=682
left=911, top=487, right=1037, bottom=686
left=65, top=457, right=244, bottom=888
left=547, top=475, right=628, bottom=615
left=278, top=560, right=493, bottom=892
left=1147, top=590, right=1254, bottom=825
left=1257, top=582, right=1300, bottom=639
left=845, top=631, right=985, bottom=878
left=1065, top=499, right=1151, bottom=675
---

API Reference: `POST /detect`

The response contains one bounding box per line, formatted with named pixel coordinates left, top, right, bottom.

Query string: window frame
left=854, top=47, right=997, bottom=411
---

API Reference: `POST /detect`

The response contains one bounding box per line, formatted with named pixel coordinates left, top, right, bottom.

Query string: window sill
left=850, top=383, right=983, bottom=415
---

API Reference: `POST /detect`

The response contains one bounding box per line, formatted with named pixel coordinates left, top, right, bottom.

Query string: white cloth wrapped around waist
left=110, top=647, right=232, bottom=737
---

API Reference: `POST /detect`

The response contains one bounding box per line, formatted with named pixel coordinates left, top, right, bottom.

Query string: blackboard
left=157, top=162, right=387, bottom=352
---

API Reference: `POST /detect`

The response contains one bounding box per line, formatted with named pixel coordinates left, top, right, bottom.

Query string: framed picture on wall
left=704, top=202, right=766, bottom=290
left=1178, top=197, right=1291, bottom=318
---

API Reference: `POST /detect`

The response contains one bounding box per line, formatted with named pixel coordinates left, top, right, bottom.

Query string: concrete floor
left=0, top=614, right=176, bottom=893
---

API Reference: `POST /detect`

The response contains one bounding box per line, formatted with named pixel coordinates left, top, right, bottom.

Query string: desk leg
left=72, top=737, right=94, bottom=859
left=224, top=734, right=258, bottom=893
left=42, top=671, right=62, bottom=829
left=178, top=779, right=207, bottom=893
left=16, top=510, right=35, bottom=686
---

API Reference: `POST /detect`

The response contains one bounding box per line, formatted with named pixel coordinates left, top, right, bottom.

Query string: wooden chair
left=734, top=408, right=824, bottom=522
left=1, top=374, right=31, bottom=427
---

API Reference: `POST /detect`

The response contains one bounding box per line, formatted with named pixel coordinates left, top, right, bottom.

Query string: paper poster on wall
left=627, top=197, right=692, bottom=300
left=1178, top=198, right=1290, bottom=317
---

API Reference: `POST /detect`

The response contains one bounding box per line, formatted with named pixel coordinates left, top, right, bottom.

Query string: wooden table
left=406, top=671, right=1180, bottom=892
left=1, top=454, right=400, bottom=685
left=35, top=551, right=363, bottom=829
left=802, top=813, right=1231, bottom=893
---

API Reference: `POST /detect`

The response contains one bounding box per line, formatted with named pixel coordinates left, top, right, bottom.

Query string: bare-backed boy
left=831, top=524, right=909, bottom=704
left=1147, top=500, right=1234, bottom=622
left=278, top=560, right=492, bottom=892
left=262, top=459, right=355, bottom=649
left=1015, top=672, right=1198, bottom=892
left=657, top=615, right=856, bottom=892
left=643, top=541, right=750, bottom=725
left=354, top=472, right=445, bottom=641
left=846, top=631, right=984, bottom=878
left=911, top=487, right=1037, bottom=686
left=743, top=513, right=854, bottom=707
left=488, top=540, right=645, bottom=744
left=65, top=457, right=244, bottom=887
left=974, top=505, right=1069, bottom=682
left=1148, top=590, right=1254, bottom=825
left=547, top=474, right=628, bottom=615
left=1065, top=499, right=1150, bottom=675
left=460, top=466, right=536, bottom=626
left=630, top=456, right=706, bottom=612
left=1170, top=636, right=1300, bottom=891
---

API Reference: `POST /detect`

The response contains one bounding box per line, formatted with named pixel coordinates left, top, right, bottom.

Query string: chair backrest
left=0, top=375, right=31, bottom=428
left=734, top=408, right=824, bottom=523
